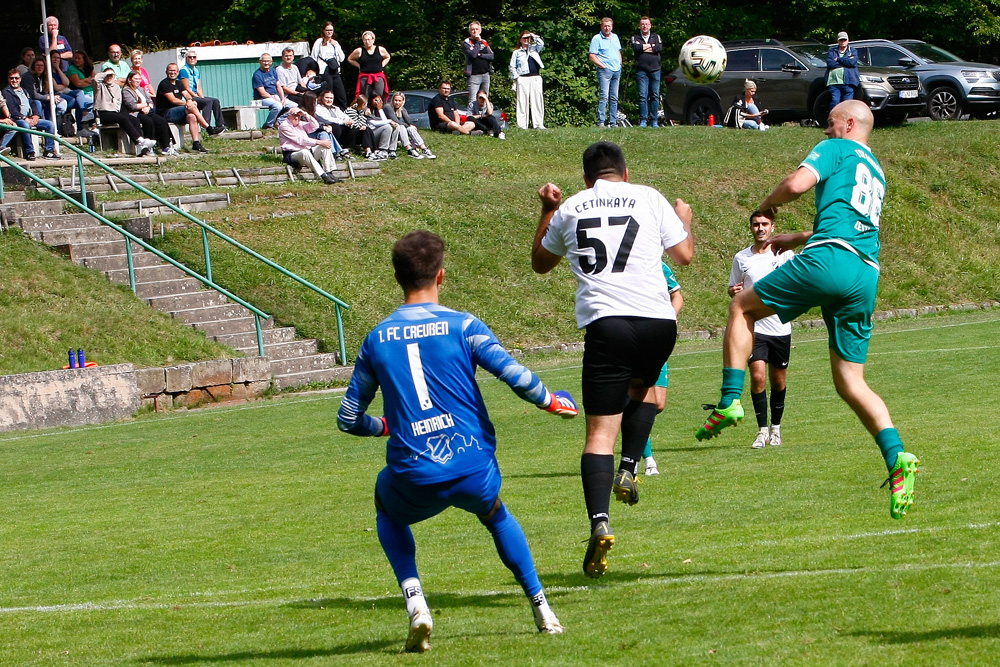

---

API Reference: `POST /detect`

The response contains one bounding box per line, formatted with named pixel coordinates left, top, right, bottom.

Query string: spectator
left=826, top=32, right=859, bottom=112
left=466, top=90, right=505, bottom=139
left=39, top=17, right=72, bottom=72
left=310, top=22, right=348, bottom=108
left=463, top=21, right=494, bottom=101
left=20, top=58, right=50, bottom=118
left=178, top=50, right=225, bottom=135
left=275, top=47, right=311, bottom=106
left=509, top=30, right=545, bottom=130
left=344, top=94, right=378, bottom=159
left=347, top=31, right=390, bottom=101
left=388, top=92, right=435, bottom=159
left=3, top=69, right=58, bottom=160
left=129, top=50, right=156, bottom=100
left=300, top=91, right=347, bottom=158
left=0, top=94, right=26, bottom=156
left=68, top=51, right=96, bottom=102
left=739, top=80, right=769, bottom=131
left=102, top=45, right=131, bottom=86
left=588, top=17, right=622, bottom=128
left=366, top=94, right=401, bottom=160
left=314, top=89, right=356, bottom=155
left=123, top=71, right=174, bottom=155
left=16, top=47, right=36, bottom=76
left=630, top=16, right=663, bottom=127
left=253, top=53, right=295, bottom=129
left=278, top=107, right=341, bottom=184
left=156, top=62, right=209, bottom=153
left=427, top=80, right=475, bottom=135
left=50, top=51, right=90, bottom=120
left=95, top=67, right=154, bottom=156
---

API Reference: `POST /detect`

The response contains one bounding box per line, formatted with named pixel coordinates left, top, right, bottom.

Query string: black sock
left=619, top=401, right=658, bottom=475
left=751, top=390, right=768, bottom=428
left=770, top=387, right=786, bottom=426
left=581, top=453, right=614, bottom=530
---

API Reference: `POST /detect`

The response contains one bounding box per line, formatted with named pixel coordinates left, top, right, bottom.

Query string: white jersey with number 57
left=542, top=179, right=689, bottom=328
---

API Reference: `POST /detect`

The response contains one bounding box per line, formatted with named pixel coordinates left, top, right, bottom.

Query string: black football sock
left=619, top=400, right=657, bottom=476
left=751, top=390, right=768, bottom=428
left=581, top=453, right=614, bottom=531
left=770, top=387, right=786, bottom=426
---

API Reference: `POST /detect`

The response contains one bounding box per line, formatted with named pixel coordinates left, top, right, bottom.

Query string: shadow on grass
left=142, top=638, right=398, bottom=664
left=504, top=471, right=577, bottom=479
left=850, top=624, right=1000, bottom=643
left=285, top=588, right=576, bottom=612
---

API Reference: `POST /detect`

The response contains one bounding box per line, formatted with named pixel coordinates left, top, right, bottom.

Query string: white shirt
left=729, top=245, right=796, bottom=336
left=542, top=179, right=688, bottom=328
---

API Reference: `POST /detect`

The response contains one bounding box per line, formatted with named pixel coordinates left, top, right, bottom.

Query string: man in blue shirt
left=178, top=50, right=226, bottom=135
left=252, top=53, right=294, bottom=129
left=338, top=230, right=577, bottom=652
left=588, top=17, right=623, bottom=128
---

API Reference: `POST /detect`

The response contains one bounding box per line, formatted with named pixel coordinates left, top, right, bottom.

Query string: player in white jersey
left=728, top=209, right=795, bottom=449
left=531, top=141, right=693, bottom=578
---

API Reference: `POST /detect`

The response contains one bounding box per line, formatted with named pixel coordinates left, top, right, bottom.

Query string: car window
left=451, top=93, right=469, bottom=109
left=786, top=44, right=828, bottom=68
left=897, top=41, right=963, bottom=63
left=761, top=48, right=794, bottom=72
left=405, top=96, right=425, bottom=114
left=867, top=46, right=907, bottom=68
left=726, top=49, right=759, bottom=72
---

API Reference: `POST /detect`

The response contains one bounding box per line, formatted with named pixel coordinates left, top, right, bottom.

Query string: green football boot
left=695, top=399, right=745, bottom=441
left=883, top=452, right=920, bottom=519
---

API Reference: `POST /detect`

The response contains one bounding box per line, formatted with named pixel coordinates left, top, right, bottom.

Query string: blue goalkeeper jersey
left=338, top=302, right=549, bottom=483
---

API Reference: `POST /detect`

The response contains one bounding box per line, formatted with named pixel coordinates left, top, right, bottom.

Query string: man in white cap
left=825, top=31, right=859, bottom=113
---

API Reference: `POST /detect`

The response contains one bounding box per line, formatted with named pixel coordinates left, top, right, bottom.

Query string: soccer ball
left=679, top=35, right=727, bottom=84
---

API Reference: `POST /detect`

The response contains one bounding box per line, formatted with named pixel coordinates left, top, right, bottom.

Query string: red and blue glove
left=541, top=390, right=578, bottom=419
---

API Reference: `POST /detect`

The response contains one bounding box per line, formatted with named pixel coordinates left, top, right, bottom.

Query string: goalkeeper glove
left=541, top=390, right=578, bottom=419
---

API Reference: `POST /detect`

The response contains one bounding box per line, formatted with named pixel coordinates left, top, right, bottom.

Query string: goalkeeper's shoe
left=536, top=615, right=565, bottom=635
left=613, top=470, right=641, bottom=506
left=405, top=608, right=432, bottom=653
left=695, top=399, right=744, bottom=441
left=882, top=452, right=920, bottom=519
left=582, top=521, right=615, bottom=579
left=542, top=390, right=579, bottom=418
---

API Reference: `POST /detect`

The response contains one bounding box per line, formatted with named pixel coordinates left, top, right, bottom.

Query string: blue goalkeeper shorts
left=375, top=458, right=502, bottom=526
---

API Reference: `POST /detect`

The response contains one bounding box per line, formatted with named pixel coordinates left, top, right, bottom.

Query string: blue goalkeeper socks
left=480, top=502, right=543, bottom=598
left=376, top=507, right=419, bottom=584
left=720, top=367, right=746, bottom=408
left=875, top=427, right=904, bottom=472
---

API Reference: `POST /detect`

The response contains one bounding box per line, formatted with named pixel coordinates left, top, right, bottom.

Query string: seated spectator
left=123, top=71, right=173, bottom=155
left=466, top=90, right=505, bottom=139
left=156, top=62, right=209, bottom=153
left=102, top=45, right=131, bottom=86
left=16, top=47, right=36, bottom=76
left=366, top=95, right=400, bottom=160
left=278, top=107, right=341, bottom=184
left=740, top=80, right=769, bottom=131
left=50, top=51, right=90, bottom=114
left=310, top=22, right=348, bottom=108
left=0, top=94, right=25, bottom=156
left=20, top=58, right=51, bottom=118
left=67, top=51, right=96, bottom=106
left=427, top=80, right=475, bottom=134
left=299, top=91, right=347, bottom=158
left=347, top=31, right=390, bottom=101
left=276, top=47, right=313, bottom=106
left=3, top=68, right=58, bottom=159
left=253, top=53, right=296, bottom=129
left=344, top=94, right=377, bottom=159
left=178, top=50, right=225, bottom=135
left=95, top=67, right=154, bottom=156
left=388, top=92, right=435, bottom=159
left=40, top=16, right=73, bottom=72
left=129, top=50, right=156, bottom=100
left=314, top=89, right=356, bottom=155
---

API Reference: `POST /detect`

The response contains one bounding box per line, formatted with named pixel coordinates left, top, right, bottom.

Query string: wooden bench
left=222, top=106, right=261, bottom=131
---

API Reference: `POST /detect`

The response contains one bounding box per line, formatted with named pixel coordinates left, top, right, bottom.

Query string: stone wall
left=135, top=357, right=273, bottom=411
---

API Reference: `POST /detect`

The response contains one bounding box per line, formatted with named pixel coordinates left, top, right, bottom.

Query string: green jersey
left=799, top=138, right=885, bottom=270
left=662, top=262, right=680, bottom=293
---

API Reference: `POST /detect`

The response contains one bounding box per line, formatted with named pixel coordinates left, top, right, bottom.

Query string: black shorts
left=749, top=333, right=791, bottom=369
left=582, top=316, right=677, bottom=415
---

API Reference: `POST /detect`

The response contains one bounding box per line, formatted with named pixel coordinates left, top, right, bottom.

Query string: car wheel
left=812, top=92, right=832, bottom=128
left=685, top=96, right=722, bottom=126
left=927, top=86, right=962, bottom=120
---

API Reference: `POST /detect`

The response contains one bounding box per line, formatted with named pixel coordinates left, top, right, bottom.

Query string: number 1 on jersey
left=406, top=343, right=434, bottom=410
left=575, top=215, right=640, bottom=274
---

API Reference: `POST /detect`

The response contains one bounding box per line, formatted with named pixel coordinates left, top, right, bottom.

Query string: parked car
left=849, top=39, right=1000, bottom=120
left=396, top=90, right=509, bottom=130
left=663, top=39, right=924, bottom=126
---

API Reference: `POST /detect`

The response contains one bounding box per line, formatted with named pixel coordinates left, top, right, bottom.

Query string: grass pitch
left=2, top=309, right=999, bottom=665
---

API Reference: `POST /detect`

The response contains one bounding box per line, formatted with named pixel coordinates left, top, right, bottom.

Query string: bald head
left=826, top=100, right=873, bottom=143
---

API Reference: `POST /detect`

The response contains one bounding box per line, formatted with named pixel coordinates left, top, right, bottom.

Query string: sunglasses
left=187, top=55, right=197, bottom=59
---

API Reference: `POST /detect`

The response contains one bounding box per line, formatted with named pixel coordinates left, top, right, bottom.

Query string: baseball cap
left=837, top=31, right=849, bottom=41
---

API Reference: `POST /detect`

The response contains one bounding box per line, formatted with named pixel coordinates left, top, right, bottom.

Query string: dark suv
left=849, top=39, right=1000, bottom=120
left=663, top=39, right=924, bottom=126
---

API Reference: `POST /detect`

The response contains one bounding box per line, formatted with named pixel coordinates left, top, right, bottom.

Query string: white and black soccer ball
left=679, top=35, right=727, bottom=84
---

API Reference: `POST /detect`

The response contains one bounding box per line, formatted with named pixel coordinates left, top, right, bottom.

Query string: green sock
left=720, top=367, right=746, bottom=408
left=642, top=437, right=652, bottom=459
left=875, top=428, right=904, bottom=471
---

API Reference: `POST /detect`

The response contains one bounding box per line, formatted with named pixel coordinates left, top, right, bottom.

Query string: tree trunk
left=53, top=0, right=85, bottom=56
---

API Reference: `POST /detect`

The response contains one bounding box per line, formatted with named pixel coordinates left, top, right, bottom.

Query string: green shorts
left=655, top=361, right=669, bottom=388
left=752, top=243, right=878, bottom=364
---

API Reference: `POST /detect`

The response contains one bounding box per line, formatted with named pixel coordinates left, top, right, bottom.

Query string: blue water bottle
left=77, top=348, right=86, bottom=366
left=68, top=349, right=78, bottom=368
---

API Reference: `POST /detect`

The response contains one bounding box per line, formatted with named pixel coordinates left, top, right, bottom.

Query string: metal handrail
left=0, top=124, right=351, bottom=362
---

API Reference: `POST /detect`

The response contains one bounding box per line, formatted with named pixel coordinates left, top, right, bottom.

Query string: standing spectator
left=509, top=30, right=545, bottom=130
left=123, top=71, right=174, bottom=155
left=129, top=50, right=156, bottom=100
left=179, top=50, right=225, bottom=134
left=347, top=31, right=391, bottom=102
left=95, top=67, right=154, bottom=156
left=427, top=80, right=475, bottom=135
left=466, top=90, right=505, bottom=139
left=388, top=92, right=435, bottom=158
left=253, top=53, right=295, bottom=129
left=463, top=21, right=494, bottom=101
left=315, top=89, right=356, bottom=155
left=366, top=95, right=400, bottom=160
left=102, top=45, right=131, bottom=85
left=2, top=69, right=58, bottom=159
left=39, top=17, right=72, bottom=72
left=17, top=47, right=37, bottom=76
left=310, top=22, right=348, bottom=109
left=826, top=32, right=859, bottom=112
left=630, top=16, right=663, bottom=127
left=278, top=107, right=341, bottom=184
left=589, top=18, right=623, bottom=128
left=157, top=62, right=210, bottom=153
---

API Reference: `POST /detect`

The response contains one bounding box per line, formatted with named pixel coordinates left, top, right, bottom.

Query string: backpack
left=723, top=98, right=747, bottom=129
left=59, top=113, right=77, bottom=137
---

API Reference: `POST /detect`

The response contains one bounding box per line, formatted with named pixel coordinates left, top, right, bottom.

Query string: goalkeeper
left=338, top=230, right=577, bottom=653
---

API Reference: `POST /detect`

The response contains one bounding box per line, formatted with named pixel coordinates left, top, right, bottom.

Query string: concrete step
left=215, top=327, right=296, bottom=349
left=236, top=338, right=319, bottom=360
left=193, top=316, right=273, bottom=338
left=0, top=199, right=64, bottom=218
left=17, top=213, right=103, bottom=232
left=273, top=366, right=353, bottom=391
left=39, top=226, right=122, bottom=245
left=106, top=264, right=188, bottom=285
left=146, top=290, right=231, bottom=312
left=80, top=252, right=162, bottom=271
left=0, top=191, right=29, bottom=203
left=133, top=277, right=206, bottom=299
left=59, top=239, right=144, bottom=260
left=169, top=303, right=255, bottom=325
left=270, top=353, right=341, bottom=377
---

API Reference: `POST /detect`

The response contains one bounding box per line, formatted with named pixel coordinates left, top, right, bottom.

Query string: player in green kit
left=695, top=100, right=920, bottom=519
